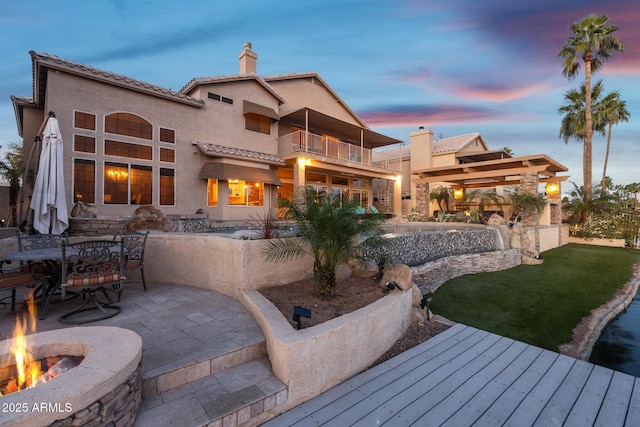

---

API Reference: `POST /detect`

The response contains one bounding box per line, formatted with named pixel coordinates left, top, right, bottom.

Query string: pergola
left=412, top=152, right=569, bottom=189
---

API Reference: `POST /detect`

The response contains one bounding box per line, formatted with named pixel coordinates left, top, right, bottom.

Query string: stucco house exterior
left=11, top=43, right=402, bottom=225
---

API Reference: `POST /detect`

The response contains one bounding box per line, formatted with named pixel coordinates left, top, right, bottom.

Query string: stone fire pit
left=0, top=326, right=142, bottom=427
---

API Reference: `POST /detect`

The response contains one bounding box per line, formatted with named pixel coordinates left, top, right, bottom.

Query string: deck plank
left=563, top=364, right=614, bottom=427
left=266, top=325, right=640, bottom=427
left=503, top=354, right=576, bottom=426
left=594, top=370, right=635, bottom=427
left=532, top=359, right=594, bottom=426
left=442, top=343, right=542, bottom=426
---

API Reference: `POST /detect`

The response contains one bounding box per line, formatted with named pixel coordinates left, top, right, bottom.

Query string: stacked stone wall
left=49, top=361, right=142, bottom=427
left=412, top=249, right=521, bottom=294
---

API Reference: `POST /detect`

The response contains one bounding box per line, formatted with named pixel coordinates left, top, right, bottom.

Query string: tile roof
left=179, top=74, right=285, bottom=104
left=372, top=132, right=486, bottom=162
left=195, top=141, right=286, bottom=165
left=433, top=132, right=483, bottom=153
left=30, top=51, right=204, bottom=107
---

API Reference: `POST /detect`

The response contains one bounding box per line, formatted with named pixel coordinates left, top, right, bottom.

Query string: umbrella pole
left=19, top=136, right=40, bottom=230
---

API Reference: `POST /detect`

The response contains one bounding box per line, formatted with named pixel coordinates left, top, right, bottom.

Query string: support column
left=394, top=176, right=402, bottom=218
left=294, top=159, right=306, bottom=191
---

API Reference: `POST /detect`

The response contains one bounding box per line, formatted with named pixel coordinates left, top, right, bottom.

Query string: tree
left=429, top=185, right=453, bottom=213
left=263, top=187, right=386, bottom=297
left=599, top=91, right=630, bottom=192
left=558, top=13, right=624, bottom=201
left=558, top=79, right=607, bottom=146
left=626, top=182, right=640, bottom=210
left=0, top=144, right=25, bottom=227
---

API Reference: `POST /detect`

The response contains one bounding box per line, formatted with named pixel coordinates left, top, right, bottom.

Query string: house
left=373, top=128, right=568, bottom=222
left=11, top=43, right=402, bottom=225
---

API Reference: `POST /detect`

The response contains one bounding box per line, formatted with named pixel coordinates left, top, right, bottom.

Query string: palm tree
left=263, top=187, right=386, bottom=297
left=0, top=144, right=25, bottom=227
left=626, top=182, right=640, bottom=210
left=599, top=91, right=630, bottom=192
left=429, top=185, right=453, bottom=214
left=558, top=13, right=625, bottom=201
left=558, top=80, right=607, bottom=146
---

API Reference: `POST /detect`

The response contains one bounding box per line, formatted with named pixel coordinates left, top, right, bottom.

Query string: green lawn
left=429, top=244, right=640, bottom=351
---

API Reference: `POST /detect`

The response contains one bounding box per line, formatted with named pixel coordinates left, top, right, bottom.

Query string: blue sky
left=1, top=0, right=638, bottom=188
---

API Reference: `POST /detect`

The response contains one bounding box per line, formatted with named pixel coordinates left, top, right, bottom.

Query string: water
left=589, top=291, right=640, bottom=377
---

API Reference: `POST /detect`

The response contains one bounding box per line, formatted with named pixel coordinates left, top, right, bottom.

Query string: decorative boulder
left=379, top=263, right=412, bottom=291
left=487, top=213, right=507, bottom=226
left=126, top=205, right=173, bottom=232
left=70, top=201, right=98, bottom=218
left=351, top=260, right=379, bottom=278
left=335, top=263, right=353, bottom=282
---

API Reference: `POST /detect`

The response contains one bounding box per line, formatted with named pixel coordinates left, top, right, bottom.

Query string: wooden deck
left=264, top=324, right=640, bottom=426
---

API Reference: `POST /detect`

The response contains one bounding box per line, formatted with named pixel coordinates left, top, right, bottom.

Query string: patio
left=0, top=279, right=286, bottom=426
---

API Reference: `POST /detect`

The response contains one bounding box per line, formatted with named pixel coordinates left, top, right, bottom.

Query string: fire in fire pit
left=0, top=294, right=83, bottom=396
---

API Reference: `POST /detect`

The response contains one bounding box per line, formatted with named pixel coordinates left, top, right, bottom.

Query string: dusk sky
left=1, top=0, right=638, bottom=190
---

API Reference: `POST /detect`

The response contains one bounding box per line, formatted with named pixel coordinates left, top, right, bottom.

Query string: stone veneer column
left=415, top=183, right=429, bottom=216
left=519, top=173, right=540, bottom=226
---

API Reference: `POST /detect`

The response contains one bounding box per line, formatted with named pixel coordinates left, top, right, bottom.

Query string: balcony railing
left=278, top=131, right=397, bottom=171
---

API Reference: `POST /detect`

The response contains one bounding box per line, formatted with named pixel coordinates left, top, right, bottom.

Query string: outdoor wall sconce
left=453, top=187, right=464, bottom=200
left=545, top=182, right=560, bottom=197
left=293, top=306, right=311, bottom=330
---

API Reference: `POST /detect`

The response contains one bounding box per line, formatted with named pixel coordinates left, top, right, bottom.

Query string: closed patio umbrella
left=30, top=112, right=69, bottom=234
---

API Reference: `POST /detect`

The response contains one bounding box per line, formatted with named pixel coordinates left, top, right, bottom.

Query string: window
left=105, top=113, right=152, bottom=140
left=207, top=179, right=218, bottom=206
left=160, top=128, right=175, bottom=143
left=73, top=159, right=95, bottom=203
left=130, top=165, right=153, bottom=205
left=105, top=139, right=153, bottom=160
left=74, top=111, right=96, bottom=131
left=104, top=162, right=152, bottom=205
left=228, top=180, right=263, bottom=206
left=159, top=148, right=175, bottom=162
left=73, top=135, right=96, bottom=153
left=160, top=168, right=175, bottom=206
left=245, top=113, right=271, bottom=135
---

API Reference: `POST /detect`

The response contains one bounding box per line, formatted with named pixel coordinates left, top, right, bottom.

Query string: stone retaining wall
left=68, top=218, right=127, bottom=236
left=412, top=249, right=522, bottom=294
left=49, top=361, right=142, bottom=427
left=365, top=228, right=499, bottom=266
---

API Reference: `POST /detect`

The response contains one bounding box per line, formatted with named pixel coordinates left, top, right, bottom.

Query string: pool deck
left=265, top=323, right=640, bottom=427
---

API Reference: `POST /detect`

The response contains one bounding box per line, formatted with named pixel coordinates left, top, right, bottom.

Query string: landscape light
left=293, top=306, right=311, bottom=330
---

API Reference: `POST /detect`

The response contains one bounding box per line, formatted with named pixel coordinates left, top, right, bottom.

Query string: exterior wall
left=44, top=71, right=281, bottom=222
left=268, top=78, right=361, bottom=126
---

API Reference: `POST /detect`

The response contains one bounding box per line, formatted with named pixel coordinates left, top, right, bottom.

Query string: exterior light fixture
left=545, top=182, right=559, bottom=196
left=293, top=306, right=311, bottom=330
left=453, top=188, right=464, bottom=200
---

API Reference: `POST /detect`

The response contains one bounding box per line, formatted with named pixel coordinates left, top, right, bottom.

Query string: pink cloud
left=360, top=105, right=533, bottom=127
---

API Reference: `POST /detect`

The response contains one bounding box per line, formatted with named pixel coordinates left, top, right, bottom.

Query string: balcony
left=278, top=131, right=398, bottom=172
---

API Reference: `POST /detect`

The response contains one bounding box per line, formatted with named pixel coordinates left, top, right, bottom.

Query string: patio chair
left=17, top=231, right=69, bottom=278
left=114, top=231, right=150, bottom=291
left=0, top=260, right=46, bottom=312
left=58, top=240, right=125, bottom=324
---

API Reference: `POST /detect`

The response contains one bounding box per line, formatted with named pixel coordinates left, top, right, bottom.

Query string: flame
left=1, top=292, right=44, bottom=396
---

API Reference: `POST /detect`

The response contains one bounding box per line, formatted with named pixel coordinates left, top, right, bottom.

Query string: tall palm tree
left=599, top=91, right=630, bottom=192
left=558, top=79, right=607, bottom=145
left=558, top=13, right=625, bottom=201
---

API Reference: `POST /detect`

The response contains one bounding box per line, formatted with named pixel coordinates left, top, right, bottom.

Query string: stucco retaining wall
left=143, top=233, right=313, bottom=300
left=568, top=236, right=626, bottom=248
left=241, top=288, right=413, bottom=411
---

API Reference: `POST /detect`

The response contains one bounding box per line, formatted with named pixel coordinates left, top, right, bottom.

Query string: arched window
left=105, top=113, right=152, bottom=140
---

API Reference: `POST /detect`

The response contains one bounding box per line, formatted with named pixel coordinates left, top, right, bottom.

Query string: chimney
left=239, top=42, right=257, bottom=74
left=409, top=127, right=434, bottom=172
